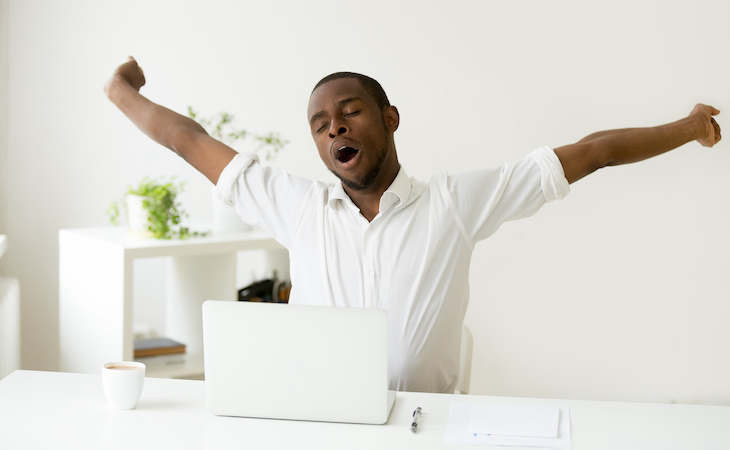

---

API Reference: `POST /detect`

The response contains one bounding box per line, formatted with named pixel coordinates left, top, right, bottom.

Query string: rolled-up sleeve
left=213, top=153, right=313, bottom=248
left=447, top=146, right=570, bottom=243
left=214, top=153, right=259, bottom=206
left=529, top=146, right=570, bottom=202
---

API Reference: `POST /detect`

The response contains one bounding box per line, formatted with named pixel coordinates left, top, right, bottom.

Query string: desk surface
left=1, top=370, right=728, bottom=449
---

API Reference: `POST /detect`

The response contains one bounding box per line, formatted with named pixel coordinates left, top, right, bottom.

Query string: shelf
left=58, top=226, right=283, bottom=259
left=59, top=226, right=286, bottom=378
left=139, top=352, right=204, bottom=380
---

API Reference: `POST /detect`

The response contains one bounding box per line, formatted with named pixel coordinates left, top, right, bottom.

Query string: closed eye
left=344, top=111, right=360, bottom=117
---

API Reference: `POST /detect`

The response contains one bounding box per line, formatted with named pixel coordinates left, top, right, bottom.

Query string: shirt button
left=369, top=271, right=375, bottom=278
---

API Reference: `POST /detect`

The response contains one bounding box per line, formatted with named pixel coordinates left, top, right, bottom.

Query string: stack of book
left=134, top=337, right=186, bottom=366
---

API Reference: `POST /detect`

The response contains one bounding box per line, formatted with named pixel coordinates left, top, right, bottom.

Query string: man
left=105, top=57, right=721, bottom=393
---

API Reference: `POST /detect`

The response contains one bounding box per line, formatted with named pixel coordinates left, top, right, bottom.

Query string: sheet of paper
left=445, top=402, right=572, bottom=449
left=469, top=404, right=560, bottom=438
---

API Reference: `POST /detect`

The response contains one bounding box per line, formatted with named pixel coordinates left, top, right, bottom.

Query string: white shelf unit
left=59, top=227, right=285, bottom=379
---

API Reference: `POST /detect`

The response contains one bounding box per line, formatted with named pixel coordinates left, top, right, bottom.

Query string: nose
left=328, top=119, right=348, bottom=139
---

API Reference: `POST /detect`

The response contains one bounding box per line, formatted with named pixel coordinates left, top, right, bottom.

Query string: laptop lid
left=202, top=300, right=396, bottom=424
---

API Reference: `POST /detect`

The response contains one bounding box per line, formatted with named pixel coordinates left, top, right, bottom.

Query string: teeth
left=336, top=146, right=359, bottom=163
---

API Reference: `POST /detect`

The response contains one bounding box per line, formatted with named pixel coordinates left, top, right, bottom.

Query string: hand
left=690, top=103, right=721, bottom=147
left=104, top=56, right=146, bottom=97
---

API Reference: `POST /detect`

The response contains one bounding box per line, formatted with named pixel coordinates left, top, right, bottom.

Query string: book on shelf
left=133, top=337, right=186, bottom=358
left=136, top=352, right=187, bottom=367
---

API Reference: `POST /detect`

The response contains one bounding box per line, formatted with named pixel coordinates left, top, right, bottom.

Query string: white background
left=1, top=0, right=728, bottom=404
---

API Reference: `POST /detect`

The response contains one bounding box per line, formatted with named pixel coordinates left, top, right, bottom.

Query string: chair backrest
left=0, top=235, right=21, bottom=379
left=455, top=325, right=473, bottom=395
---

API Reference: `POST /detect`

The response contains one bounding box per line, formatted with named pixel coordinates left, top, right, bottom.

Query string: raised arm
left=554, top=104, right=722, bottom=184
left=104, top=57, right=237, bottom=184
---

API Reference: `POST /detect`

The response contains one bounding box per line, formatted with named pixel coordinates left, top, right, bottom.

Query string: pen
left=411, top=407, right=422, bottom=433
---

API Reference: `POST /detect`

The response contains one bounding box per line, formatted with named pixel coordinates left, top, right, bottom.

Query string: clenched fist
left=690, top=104, right=721, bottom=147
left=104, top=56, right=146, bottom=98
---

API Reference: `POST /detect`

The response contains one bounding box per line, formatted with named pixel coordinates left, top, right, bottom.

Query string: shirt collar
left=327, top=166, right=413, bottom=214
left=379, top=166, right=411, bottom=212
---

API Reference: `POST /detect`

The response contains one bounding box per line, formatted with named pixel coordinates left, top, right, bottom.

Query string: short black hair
left=312, top=72, right=391, bottom=110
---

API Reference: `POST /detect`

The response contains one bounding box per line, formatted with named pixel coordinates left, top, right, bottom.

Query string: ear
left=384, top=106, right=400, bottom=132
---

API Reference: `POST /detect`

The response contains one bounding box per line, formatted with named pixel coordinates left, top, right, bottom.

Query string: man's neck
left=344, top=165, right=400, bottom=222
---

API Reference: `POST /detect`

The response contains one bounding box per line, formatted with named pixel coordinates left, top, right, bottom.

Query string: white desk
left=59, top=227, right=285, bottom=378
left=1, top=371, right=728, bottom=449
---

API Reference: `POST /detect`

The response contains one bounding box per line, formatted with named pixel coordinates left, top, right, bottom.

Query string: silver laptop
left=202, top=300, right=396, bottom=424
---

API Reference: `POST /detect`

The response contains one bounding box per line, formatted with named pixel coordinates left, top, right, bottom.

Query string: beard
left=332, top=139, right=389, bottom=191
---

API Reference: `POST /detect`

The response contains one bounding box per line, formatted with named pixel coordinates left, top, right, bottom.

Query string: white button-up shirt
left=216, top=146, right=569, bottom=393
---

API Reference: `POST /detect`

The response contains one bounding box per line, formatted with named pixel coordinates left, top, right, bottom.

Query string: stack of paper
left=445, top=403, right=572, bottom=448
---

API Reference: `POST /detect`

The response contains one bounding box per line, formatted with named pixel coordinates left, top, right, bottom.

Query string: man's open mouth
left=336, top=146, right=359, bottom=163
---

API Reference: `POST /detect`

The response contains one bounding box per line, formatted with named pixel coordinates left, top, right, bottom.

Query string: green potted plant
left=107, top=177, right=204, bottom=239
left=187, top=107, right=288, bottom=234
left=186, top=107, right=287, bottom=161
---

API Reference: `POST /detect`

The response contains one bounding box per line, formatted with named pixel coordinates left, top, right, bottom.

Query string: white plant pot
left=211, top=187, right=252, bottom=234
left=126, top=194, right=154, bottom=238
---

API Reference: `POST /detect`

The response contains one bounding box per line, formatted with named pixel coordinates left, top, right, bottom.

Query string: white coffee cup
left=102, top=361, right=146, bottom=410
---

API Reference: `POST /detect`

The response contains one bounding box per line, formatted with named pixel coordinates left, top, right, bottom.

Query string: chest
left=288, top=193, right=470, bottom=302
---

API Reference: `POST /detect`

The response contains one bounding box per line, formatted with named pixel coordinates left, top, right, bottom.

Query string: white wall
left=4, top=0, right=729, bottom=404
left=0, top=0, right=8, bottom=249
